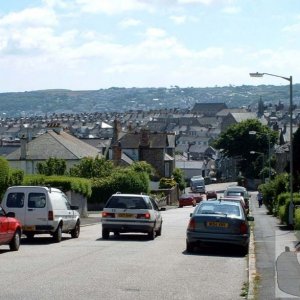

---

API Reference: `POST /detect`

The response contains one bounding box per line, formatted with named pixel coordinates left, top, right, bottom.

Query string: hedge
left=22, top=175, right=92, bottom=198
left=295, top=208, right=300, bottom=230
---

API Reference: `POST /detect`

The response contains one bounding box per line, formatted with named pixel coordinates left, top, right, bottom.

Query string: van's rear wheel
left=71, top=221, right=80, bottom=238
left=26, top=233, right=35, bottom=240
left=53, top=224, right=62, bottom=243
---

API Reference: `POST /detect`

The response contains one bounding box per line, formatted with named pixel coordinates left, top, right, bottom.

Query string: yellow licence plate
left=23, top=225, right=36, bottom=231
left=207, top=222, right=228, bottom=228
left=117, top=213, right=134, bottom=218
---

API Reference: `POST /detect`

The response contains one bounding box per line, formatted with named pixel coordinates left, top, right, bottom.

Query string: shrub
left=159, top=177, right=177, bottom=189
left=295, top=208, right=300, bottom=230
left=8, top=169, right=24, bottom=186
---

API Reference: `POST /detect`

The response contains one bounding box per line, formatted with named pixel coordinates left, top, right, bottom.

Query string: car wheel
left=53, top=224, right=62, bottom=243
left=9, top=229, right=21, bottom=251
left=102, top=229, right=110, bottom=240
left=26, top=233, right=35, bottom=240
left=240, top=244, right=249, bottom=256
left=156, top=224, right=162, bottom=236
left=148, top=227, right=155, bottom=240
left=186, top=241, right=194, bottom=253
left=71, top=221, right=80, bottom=238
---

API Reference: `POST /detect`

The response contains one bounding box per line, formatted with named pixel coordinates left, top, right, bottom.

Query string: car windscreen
left=197, top=202, right=240, bottom=217
left=105, top=196, right=150, bottom=209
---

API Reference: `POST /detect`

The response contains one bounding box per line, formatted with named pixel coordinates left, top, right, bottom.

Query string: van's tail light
left=48, top=210, right=54, bottom=221
left=137, top=213, right=151, bottom=219
left=102, top=212, right=115, bottom=218
left=187, top=218, right=196, bottom=231
left=240, top=222, right=248, bottom=234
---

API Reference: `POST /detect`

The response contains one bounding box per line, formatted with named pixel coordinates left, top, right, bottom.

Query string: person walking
left=257, top=191, right=263, bottom=207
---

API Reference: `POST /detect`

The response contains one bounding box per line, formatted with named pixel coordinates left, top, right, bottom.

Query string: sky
left=1, top=0, right=300, bottom=92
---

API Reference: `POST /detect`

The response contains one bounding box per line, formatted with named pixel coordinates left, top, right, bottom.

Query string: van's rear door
left=24, top=192, right=48, bottom=231
left=3, top=190, right=26, bottom=225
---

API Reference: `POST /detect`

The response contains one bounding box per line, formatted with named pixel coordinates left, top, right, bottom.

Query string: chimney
left=20, top=135, right=27, bottom=160
left=140, top=128, right=150, bottom=148
left=112, top=142, right=122, bottom=164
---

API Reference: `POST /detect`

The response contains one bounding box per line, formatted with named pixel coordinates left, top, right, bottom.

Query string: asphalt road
left=0, top=202, right=247, bottom=300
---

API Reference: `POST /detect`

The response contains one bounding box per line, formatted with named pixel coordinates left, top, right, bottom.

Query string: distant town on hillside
left=1, top=84, right=300, bottom=117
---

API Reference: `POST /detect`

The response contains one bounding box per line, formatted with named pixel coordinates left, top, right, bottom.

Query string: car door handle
left=28, top=208, right=35, bottom=211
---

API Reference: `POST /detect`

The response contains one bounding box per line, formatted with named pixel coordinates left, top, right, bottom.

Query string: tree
left=0, top=157, right=10, bottom=196
left=172, top=168, right=186, bottom=191
left=213, top=119, right=278, bottom=177
left=37, top=157, right=66, bottom=176
left=69, top=156, right=114, bottom=178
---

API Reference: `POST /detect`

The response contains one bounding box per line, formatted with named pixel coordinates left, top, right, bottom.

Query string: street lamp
left=250, top=72, right=294, bottom=225
left=249, top=130, right=271, bottom=181
left=250, top=151, right=265, bottom=183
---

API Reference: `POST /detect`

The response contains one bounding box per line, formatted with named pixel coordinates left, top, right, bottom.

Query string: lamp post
left=250, top=72, right=294, bottom=225
left=249, top=130, right=271, bottom=181
left=250, top=151, right=265, bottom=183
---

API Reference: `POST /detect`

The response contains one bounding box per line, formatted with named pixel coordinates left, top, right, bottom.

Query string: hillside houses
left=0, top=102, right=296, bottom=180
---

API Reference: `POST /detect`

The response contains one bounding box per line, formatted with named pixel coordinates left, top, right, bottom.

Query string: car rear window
left=105, top=196, right=151, bottom=209
left=6, top=192, right=25, bottom=208
left=197, top=202, right=240, bottom=216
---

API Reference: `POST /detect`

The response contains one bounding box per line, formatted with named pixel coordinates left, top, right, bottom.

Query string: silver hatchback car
left=101, top=193, right=165, bottom=240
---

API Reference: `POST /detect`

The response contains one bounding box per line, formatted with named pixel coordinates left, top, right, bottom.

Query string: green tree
left=0, top=157, right=10, bottom=196
left=37, top=157, right=66, bottom=176
left=69, top=156, right=114, bottom=178
left=172, top=168, right=186, bottom=191
left=213, top=119, right=277, bottom=177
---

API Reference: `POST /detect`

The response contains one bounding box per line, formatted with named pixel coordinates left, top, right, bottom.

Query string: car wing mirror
left=159, top=207, right=166, bottom=211
left=190, top=213, right=193, bottom=217
left=247, top=216, right=254, bottom=221
left=6, top=212, right=16, bottom=218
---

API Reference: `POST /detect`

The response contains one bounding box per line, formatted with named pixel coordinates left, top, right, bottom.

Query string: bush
left=294, top=208, right=300, bottom=230
left=159, top=177, right=177, bottom=189
left=8, top=169, right=24, bottom=186
left=0, top=157, right=9, bottom=197
left=23, top=175, right=92, bottom=197
left=277, top=196, right=300, bottom=225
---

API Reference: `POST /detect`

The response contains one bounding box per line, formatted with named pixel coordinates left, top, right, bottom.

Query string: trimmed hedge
left=295, top=208, right=300, bottom=230
left=23, top=175, right=92, bottom=198
left=277, top=195, right=300, bottom=225
left=90, top=170, right=150, bottom=205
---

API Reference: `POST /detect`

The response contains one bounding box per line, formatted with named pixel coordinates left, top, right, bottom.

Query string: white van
left=1, top=186, right=80, bottom=242
left=190, top=176, right=205, bottom=193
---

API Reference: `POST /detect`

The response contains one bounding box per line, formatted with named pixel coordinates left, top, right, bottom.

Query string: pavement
left=247, top=192, right=300, bottom=300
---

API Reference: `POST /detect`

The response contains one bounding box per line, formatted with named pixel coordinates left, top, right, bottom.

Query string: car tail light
left=102, top=212, right=115, bottom=218
left=137, top=213, right=151, bottom=219
left=240, top=222, right=248, bottom=234
left=48, top=210, right=54, bottom=221
left=187, top=218, right=196, bottom=231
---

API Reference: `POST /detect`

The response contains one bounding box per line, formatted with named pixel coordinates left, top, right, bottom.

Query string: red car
left=178, top=194, right=197, bottom=208
left=206, top=190, right=218, bottom=200
left=0, top=205, right=22, bottom=251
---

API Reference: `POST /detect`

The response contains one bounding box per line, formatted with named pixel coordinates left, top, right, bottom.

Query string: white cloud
left=119, top=18, right=142, bottom=29
left=75, top=0, right=151, bottom=15
left=282, top=23, right=300, bottom=33
left=169, top=15, right=187, bottom=24
left=0, top=7, right=58, bottom=27
left=145, top=28, right=168, bottom=39
left=222, top=6, right=241, bottom=14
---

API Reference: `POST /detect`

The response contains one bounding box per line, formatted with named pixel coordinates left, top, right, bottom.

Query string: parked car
left=186, top=199, right=254, bottom=254
left=190, top=194, right=203, bottom=204
left=178, top=194, right=197, bottom=208
left=219, top=196, right=249, bottom=214
left=1, top=186, right=80, bottom=243
left=0, top=205, right=22, bottom=251
left=223, top=186, right=250, bottom=207
left=101, top=193, right=165, bottom=240
left=206, top=190, right=217, bottom=200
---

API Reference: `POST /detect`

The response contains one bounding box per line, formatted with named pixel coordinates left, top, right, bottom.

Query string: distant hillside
left=1, top=84, right=299, bottom=117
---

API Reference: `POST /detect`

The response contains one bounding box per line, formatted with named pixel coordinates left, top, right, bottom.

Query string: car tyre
left=186, top=241, right=194, bottom=253
left=71, top=221, right=80, bottom=238
left=53, top=224, right=62, bottom=243
left=9, top=229, right=21, bottom=251
left=148, top=227, right=155, bottom=240
left=102, top=229, right=110, bottom=239
left=240, top=244, right=249, bottom=256
left=156, top=224, right=162, bottom=236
